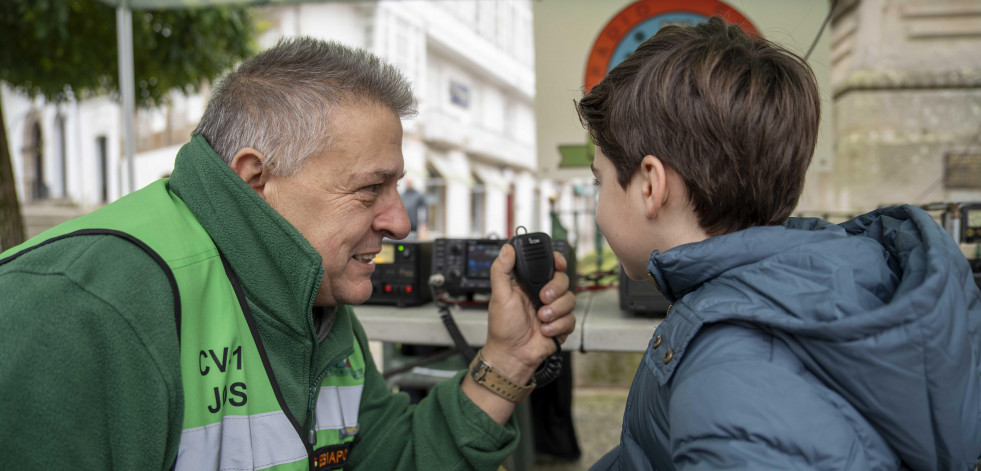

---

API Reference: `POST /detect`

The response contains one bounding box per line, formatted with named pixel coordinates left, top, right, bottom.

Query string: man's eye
left=356, top=184, right=382, bottom=201
left=592, top=178, right=600, bottom=187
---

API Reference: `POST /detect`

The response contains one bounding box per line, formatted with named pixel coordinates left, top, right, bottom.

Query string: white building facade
left=4, top=0, right=558, bottom=241
left=3, top=91, right=125, bottom=208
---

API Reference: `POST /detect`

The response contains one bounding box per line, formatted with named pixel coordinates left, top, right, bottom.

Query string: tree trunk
left=0, top=92, right=26, bottom=251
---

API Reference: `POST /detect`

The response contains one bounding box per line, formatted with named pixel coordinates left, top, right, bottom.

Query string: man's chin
left=336, top=284, right=375, bottom=306
left=347, top=292, right=373, bottom=306
left=313, top=281, right=374, bottom=307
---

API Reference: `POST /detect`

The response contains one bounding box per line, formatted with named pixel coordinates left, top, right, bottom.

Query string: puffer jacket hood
left=646, top=205, right=981, bottom=470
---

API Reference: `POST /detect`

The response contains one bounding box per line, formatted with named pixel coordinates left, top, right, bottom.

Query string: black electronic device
left=365, top=240, right=432, bottom=307
left=508, top=228, right=562, bottom=387
left=618, top=267, right=671, bottom=316
left=971, top=258, right=981, bottom=290
left=510, top=230, right=555, bottom=309
left=428, top=230, right=574, bottom=389
left=962, top=203, right=981, bottom=244
left=432, top=237, right=575, bottom=297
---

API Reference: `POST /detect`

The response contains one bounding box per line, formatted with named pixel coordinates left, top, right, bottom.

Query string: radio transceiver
left=365, top=241, right=433, bottom=307
left=429, top=229, right=569, bottom=387
left=432, top=237, right=575, bottom=297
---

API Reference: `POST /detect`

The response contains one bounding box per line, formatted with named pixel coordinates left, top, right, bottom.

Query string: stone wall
left=829, top=0, right=981, bottom=213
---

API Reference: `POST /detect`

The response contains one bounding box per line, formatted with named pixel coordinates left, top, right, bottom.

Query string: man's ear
left=639, top=155, right=668, bottom=219
left=230, top=148, right=269, bottom=198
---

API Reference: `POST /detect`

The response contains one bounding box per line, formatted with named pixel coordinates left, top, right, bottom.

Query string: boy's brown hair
left=577, top=16, right=820, bottom=236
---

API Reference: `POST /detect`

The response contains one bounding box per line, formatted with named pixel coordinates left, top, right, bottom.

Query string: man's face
left=591, top=147, right=651, bottom=280
left=262, top=102, right=410, bottom=306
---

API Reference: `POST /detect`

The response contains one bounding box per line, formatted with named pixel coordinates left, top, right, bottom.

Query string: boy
left=579, top=16, right=980, bottom=470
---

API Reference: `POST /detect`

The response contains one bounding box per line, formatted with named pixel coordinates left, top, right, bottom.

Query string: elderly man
left=0, top=37, right=575, bottom=470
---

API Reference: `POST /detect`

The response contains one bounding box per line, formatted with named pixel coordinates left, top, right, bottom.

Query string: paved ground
left=531, top=386, right=630, bottom=471
left=372, top=343, right=642, bottom=471
left=526, top=351, right=641, bottom=471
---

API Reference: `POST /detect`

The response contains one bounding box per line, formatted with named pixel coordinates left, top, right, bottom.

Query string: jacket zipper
left=305, top=367, right=325, bottom=446
left=304, top=269, right=324, bottom=447
left=305, top=347, right=355, bottom=446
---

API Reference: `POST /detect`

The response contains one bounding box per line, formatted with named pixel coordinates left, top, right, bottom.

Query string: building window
left=23, top=120, right=47, bottom=202
left=450, top=81, right=470, bottom=109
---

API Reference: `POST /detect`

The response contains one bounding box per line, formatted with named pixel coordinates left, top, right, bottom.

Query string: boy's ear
left=639, top=155, right=668, bottom=219
left=230, top=148, right=270, bottom=198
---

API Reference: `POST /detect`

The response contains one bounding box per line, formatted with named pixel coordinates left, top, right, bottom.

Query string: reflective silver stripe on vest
left=176, top=411, right=306, bottom=471
left=315, top=385, right=363, bottom=432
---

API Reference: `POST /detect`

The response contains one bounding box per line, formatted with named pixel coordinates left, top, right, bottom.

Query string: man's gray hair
left=192, top=36, right=417, bottom=176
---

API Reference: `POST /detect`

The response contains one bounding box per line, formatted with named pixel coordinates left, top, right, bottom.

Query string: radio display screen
left=466, top=242, right=501, bottom=278
left=968, top=208, right=981, bottom=229
left=374, top=244, right=395, bottom=265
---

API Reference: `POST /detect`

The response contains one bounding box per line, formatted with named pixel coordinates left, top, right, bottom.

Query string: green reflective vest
left=1, top=180, right=365, bottom=470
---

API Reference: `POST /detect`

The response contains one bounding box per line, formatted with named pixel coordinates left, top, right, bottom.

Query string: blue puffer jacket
left=592, top=205, right=981, bottom=471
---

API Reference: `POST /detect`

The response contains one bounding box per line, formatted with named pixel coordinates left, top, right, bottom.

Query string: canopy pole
left=116, top=1, right=136, bottom=194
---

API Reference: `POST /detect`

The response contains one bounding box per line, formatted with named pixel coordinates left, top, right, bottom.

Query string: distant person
left=400, top=175, right=428, bottom=240
left=0, top=37, right=576, bottom=470
left=579, top=17, right=980, bottom=470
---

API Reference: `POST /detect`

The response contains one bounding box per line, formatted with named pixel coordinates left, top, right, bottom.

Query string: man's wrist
left=479, top=345, right=536, bottom=385
left=468, top=350, right=536, bottom=403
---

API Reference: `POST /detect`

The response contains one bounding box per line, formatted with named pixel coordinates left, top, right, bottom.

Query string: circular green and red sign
left=584, top=0, right=760, bottom=92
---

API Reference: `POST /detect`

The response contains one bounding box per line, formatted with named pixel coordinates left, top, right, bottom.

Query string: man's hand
left=484, top=244, right=576, bottom=386
left=461, top=243, right=577, bottom=424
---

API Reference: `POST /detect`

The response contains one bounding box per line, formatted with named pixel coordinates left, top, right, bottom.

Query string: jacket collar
left=168, top=135, right=324, bottom=338
left=644, top=218, right=850, bottom=386
left=646, top=219, right=844, bottom=303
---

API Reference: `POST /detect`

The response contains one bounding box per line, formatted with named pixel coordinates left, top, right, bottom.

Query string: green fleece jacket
left=0, top=135, right=518, bottom=470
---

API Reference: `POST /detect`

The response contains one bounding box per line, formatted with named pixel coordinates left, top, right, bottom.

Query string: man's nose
left=375, top=192, right=411, bottom=240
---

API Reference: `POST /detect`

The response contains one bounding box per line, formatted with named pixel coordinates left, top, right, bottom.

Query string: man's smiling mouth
left=354, top=254, right=376, bottom=264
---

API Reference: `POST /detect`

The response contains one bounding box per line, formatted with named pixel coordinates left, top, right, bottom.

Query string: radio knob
left=450, top=244, right=462, bottom=255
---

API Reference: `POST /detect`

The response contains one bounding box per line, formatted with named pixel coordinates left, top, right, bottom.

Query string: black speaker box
left=618, top=267, right=671, bottom=316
